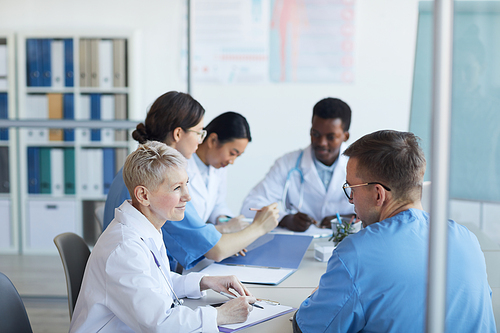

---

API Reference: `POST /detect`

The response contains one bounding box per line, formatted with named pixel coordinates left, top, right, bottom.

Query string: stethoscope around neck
left=281, top=150, right=305, bottom=214
left=141, top=238, right=183, bottom=307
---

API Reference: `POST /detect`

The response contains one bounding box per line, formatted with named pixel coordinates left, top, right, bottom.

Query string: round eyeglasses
left=342, top=182, right=391, bottom=200
left=186, top=129, right=207, bottom=143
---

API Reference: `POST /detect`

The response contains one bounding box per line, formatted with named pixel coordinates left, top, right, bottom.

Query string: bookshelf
left=0, top=33, right=19, bottom=254
left=16, top=32, right=137, bottom=254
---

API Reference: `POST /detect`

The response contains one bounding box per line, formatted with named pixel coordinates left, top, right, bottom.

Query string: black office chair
left=54, top=232, right=91, bottom=319
left=0, top=272, right=33, bottom=333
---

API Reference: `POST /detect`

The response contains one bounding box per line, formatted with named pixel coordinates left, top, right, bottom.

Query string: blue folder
left=102, top=148, right=115, bottom=195
left=26, top=39, right=41, bottom=87
left=0, top=93, right=8, bottom=140
left=64, top=39, right=74, bottom=87
left=40, top=39, right=52, bottom=87
left=90, top=94, right=101, bottom=141
left=219, top=234, right=313, bottom=270
left=63, top=94, right=74, bottom=141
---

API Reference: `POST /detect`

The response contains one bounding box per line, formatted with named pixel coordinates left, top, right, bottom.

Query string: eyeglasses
left=186, top=129, right=207, bottom=143
left=342, top=182, right=391, bottom=200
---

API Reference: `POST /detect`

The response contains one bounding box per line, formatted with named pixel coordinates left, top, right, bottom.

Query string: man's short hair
left=343, top=130, right=426, bottom=201
left=123, top=141, right=187, bottom=198
left=312, top=98, right=352, bottom=132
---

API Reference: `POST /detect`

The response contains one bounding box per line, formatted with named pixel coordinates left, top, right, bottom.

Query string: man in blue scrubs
left=293, top=130, right=496, bottom=332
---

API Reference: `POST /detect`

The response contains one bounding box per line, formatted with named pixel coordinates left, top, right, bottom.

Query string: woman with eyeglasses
left=103, top=91, right=279, bottom=271
left=188, top=112, right=252, bottom=233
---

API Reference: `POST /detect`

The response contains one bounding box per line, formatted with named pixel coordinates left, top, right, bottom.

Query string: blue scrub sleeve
left=295, top=251, right=365, bottom=333
left=103, top=168, right=130, bottom=231
left=161, top=201, right=222, bottom=270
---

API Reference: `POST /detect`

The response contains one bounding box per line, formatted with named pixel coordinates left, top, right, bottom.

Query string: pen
left=336, top=212, right=342, bottom=225
left=219, top=291, right=264, bottom=309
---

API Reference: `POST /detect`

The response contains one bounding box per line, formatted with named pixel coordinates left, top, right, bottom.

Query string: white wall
left=0, top=0, right=420, bottom=213
left=197, top=0, right=420, bottom=213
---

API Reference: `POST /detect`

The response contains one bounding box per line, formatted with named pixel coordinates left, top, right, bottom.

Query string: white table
left=183, top=239, right=330, bottom=332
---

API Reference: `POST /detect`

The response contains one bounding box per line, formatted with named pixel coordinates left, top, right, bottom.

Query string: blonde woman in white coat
left=188, top=112, right=252, bottom=234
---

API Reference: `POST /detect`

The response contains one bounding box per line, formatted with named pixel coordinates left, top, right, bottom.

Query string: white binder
left=50, top=148, right=64, bottom=197
left=50, top=40, right=64, bottom=88
left=100, top=94, right=115, bottom=143
left=22, top=94, right=48, bottom=143
left=99, top=39, right=113, bottom=89
left=76, top=94, right=91, bottom=143
left=79, top=149, right=91, bottom=197
left=0, top=43, right=7, bottom=77
left=89, top=149, right=103, bottom=197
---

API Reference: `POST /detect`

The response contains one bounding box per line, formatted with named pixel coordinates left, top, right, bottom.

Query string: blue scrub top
left=295, top=209, right=496, bottom=333
left=103, top=168, right=221, bottom=270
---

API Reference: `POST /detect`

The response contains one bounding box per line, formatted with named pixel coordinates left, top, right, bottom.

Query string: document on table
left=200, top=263, right=295, bottom=285
left=271, top=224, right=332, bottom=238
left=218, top=301, right=295, bottom=333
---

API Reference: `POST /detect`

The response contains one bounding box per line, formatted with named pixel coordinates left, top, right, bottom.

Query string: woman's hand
left=199, top=275, right=252, bottom=297
left=216, top=296, right=256, bottom=325
left=217, top=215, right=251, bottom=233
left=252, top=203, right=279, bottom=233
left=201, top=275, right=256, bottom=325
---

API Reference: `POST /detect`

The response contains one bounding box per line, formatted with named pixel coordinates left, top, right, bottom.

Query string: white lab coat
left=69, top=200, right=218, bottom=333
left=187, top=155, right=233, bottom=223
left=240, top=144, right=354, bottom=221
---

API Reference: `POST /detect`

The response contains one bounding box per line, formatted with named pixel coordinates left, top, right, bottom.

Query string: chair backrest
left=0, top=272, right=33, bottom=333
left=53, top=232, right=91, bottom=319
left=94, top=203, right=105, bottom=230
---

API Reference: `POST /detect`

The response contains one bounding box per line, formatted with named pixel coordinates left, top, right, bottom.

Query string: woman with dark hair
left=103, top=91, right=279, bottom=271
left=188, top=112, right=252, bottom=233
left=103, top=91, right=206, bottom=228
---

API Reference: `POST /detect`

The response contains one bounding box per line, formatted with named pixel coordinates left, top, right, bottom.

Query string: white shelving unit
left=16, top=31, right=137, bottom=254
left=0, top=33, right=19, bottom=254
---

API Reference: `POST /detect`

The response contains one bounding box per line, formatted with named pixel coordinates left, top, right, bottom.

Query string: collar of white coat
left=114, top=200, right=165, bottom=253
left=192, top=153, right=210, bottom=183
left=188, top=155, right=209, bottom=186
left=187, top=154, right=224, bottom=195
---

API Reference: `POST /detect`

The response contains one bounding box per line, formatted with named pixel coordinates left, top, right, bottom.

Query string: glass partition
left=410, top=1, right=500, bottom=243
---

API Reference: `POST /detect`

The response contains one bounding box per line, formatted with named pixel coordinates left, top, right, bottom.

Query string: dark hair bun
left=132, top=123, right=148, bottom=144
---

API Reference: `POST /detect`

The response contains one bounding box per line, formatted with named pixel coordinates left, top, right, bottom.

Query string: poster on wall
left=269, top=0, right=355, bottom=83
left=181, top=0, right=356, bottom=84
left=184, top=0, right=270, bottom=84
